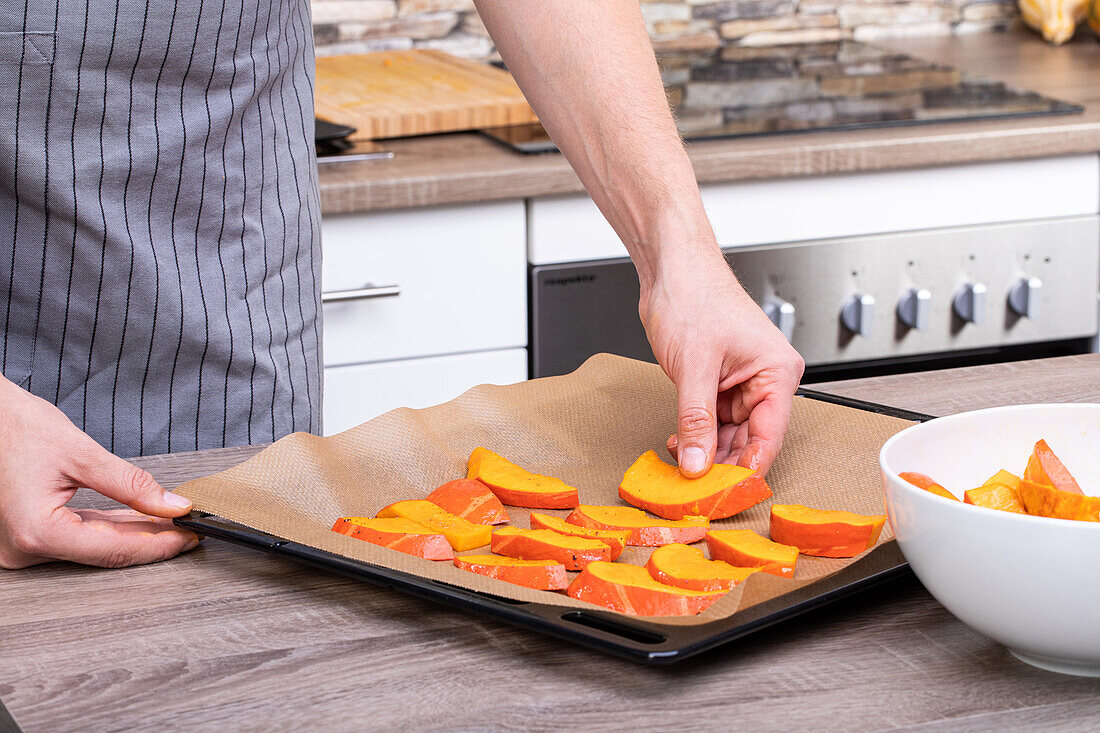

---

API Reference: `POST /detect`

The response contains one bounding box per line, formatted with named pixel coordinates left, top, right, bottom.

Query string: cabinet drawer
left=322, top=348, right=528, bottom=436
left=321, top=202, right=527, bottom=366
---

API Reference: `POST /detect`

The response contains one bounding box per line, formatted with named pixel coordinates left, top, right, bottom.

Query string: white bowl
left=880, top=403, right=1100, bottom=677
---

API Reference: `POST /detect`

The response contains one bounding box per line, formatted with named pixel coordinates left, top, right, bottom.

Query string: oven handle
left=321, top=284, right=401, bottom=303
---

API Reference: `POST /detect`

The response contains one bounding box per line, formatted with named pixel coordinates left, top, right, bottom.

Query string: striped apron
left=0, top=0, right=323, bottom=457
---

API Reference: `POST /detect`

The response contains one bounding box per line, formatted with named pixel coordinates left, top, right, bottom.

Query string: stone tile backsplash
left=311, top=0, right=1021, bottom=59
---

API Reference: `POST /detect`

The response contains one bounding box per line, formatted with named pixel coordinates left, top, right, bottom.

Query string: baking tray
left=175, top=389, right=933, bottom=664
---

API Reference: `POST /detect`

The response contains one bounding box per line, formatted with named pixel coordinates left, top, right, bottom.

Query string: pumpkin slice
left=983, top=469, right=1021, bottom=490
left=425, top=478, right=509, bottom=525
left=566, top=505, right=709, bottom=547
left=528, top=512, right=629, bottom=558
left=769, top=504, right=886, bottom=558
left=376, top=500, right=491, bottom=551
left=705, top=529, right=798, bottom=578
left=567, top=562, right=724, bottom=616
left=645, top=543, right=758, bottom=592
left=1023, top=439, right=1083, bottom=495
left=453, top=555, right=568, bottom=591
left=490, top=527, right=613, bottom=570
left=618, top=449, right=772, bottom=520
left=331, top=517, right=454, bottom=561
left=1019, top=479, right=1100, bottom=522
left=964, top=483, right=1027, bottom=514
left=899, top=471, right=958, bottom=501
left=467, top=447, right=579, bottom=509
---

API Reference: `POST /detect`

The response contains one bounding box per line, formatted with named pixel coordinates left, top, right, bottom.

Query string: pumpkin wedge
left=376, top=500, right=491, bottom=551
left=567, top=561, right=725, bottom=616
left=618, top=450, right=772, bottom=520
left=964, top=483, right=1027, bottom=514
left=645, top=543, right=759, bottom=592
left=705, top=529, right=798, bottom=578
left=331, top=517, right=454, bottom=561
left=467, top=447, right=579, bottom=509
left=491, top=527, right=614, bottom=570
left=1019, top=479, right=1100, bottom=522
left=453, top=555, right=568, bottom=591
left=770, top=504, right=886, bottom=558
left=983, top=469, right=1021, bottom=490
left=425, top=478, right=509, bottom=525
left=899, top=471, right=958, bottom=501
left=566, top=505, right=709, bottom=546
left=528, top=512, right=629, bottom=558
left=1023, top=439, right=1083, bottom=495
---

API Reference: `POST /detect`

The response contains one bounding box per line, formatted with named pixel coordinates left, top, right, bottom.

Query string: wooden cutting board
left=314, top=49, right=539, bottom=141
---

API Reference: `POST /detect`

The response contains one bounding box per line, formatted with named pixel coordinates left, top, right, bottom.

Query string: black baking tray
left=175, top=390, right=934, bottom=664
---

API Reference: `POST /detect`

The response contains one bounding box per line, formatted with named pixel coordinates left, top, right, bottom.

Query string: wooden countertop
left=319, top=30, right=1100, bottom=214
left=3, top=354, right=1099, bottom=731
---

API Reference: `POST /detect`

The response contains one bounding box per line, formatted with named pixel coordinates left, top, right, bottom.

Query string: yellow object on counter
left=1089, top=0, right=1100, bottom=37
left=1019, top=0, right=1090, bottom=44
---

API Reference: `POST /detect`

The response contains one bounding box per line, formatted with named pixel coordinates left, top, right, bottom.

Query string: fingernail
left=164, top=491, right=192, bottom=509
left=183, top=536, right=201, bottom=552
left=681, top=447, right=706, bottom=476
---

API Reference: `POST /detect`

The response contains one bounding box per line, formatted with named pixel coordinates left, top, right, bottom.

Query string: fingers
left=68, top=443, right=192, bottom=518
left=44, top=509, right=200, bottom=568
left=736, top=389, right=795, bottom=475
left=673, top=360, right=720, bottom=479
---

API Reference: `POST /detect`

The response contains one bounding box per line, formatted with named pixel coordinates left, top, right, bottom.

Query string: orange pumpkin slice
left=964, top=483, right=1027, bottom=514
left=490, top=527, right=614, bottom=570
left=425, top=478, right=509, bottom=525
left=376, top=500, right=491, bottom=551
left=983, top=469, right=1021, bottom=490
left=618, top=450, right=772, bottom=520
left=528, top=512, right=629, bottom=558
left=567, top=561, right=724, bottom=616
left=1019, top=479, right=1100, bottom=522
left=899, top=471, right=958, bottom=501
left=769, top=504, right=886, bottom=558
left=645, top=543, right=758, bottom=592
left=453, top=555, right=568, bottom=591
left=331, top=517, right=454, bottom=561
left=467, top=447, right=579, bottom=509
left=565, top=505, right=709, bottom=547
left=1024, top=439, right=1083, bottom=495
left=705, top=529, right=798, bottom=578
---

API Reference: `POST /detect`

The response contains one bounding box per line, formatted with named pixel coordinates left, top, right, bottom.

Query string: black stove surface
left=482, top=40, right=1083, bottom=153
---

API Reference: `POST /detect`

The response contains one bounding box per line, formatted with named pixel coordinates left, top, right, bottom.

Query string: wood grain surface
left=2, top=355, right=1099, bottom=732
left=314, top=50, right=538, bottom=140
left=318, top=30, right=1100, bottom=214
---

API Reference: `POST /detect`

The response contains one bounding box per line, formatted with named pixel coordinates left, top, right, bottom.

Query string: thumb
left=674, top=359, right=720, bottom=479
left=70, top=444, right=192, bottom=518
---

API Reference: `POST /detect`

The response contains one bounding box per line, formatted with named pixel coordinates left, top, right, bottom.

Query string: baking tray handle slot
left=560, top=611, right=667, bottom=645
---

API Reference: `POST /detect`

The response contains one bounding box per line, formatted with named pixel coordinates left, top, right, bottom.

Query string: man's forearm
left=474, top=0, right=724, bottom=290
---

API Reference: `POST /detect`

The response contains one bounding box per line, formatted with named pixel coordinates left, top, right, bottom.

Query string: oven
left=527, top=152, right=1100, bottom=384
left=530, top=215, right=1099, bottom=383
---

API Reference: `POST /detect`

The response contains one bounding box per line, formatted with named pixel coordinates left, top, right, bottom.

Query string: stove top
left=481, top=41, right=1083, bottom=153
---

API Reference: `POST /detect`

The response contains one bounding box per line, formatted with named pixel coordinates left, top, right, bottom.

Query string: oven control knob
left=1008, top=276, right=1042, bottom=319
left=953, top=281, right=987, bottom=325
left=841, top=293, right=875, bottom=337
left=763, top=297, right=796, bottom=341
left=897, top=288, right=931, bottom=331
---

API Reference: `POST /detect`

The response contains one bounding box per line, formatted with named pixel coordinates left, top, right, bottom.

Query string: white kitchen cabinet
left=527, top=154, right=1100, bottom=264
left=322, top=348, right=528, bottom=435
left=321, top=201, right=527, bottom=366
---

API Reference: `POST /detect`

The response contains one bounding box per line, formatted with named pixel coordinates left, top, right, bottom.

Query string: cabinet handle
left=321, top=284, right=401, bottom=303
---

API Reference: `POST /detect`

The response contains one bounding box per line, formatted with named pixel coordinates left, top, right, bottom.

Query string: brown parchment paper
left=177, top=353, right=914, bottom=626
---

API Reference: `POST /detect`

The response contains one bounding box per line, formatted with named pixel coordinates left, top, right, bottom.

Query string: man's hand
left=0, top=377, right=199, bottom=569
left=642, top=248, right=804, bottom=478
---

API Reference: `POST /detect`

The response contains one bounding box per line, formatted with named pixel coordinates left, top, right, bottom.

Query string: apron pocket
left=0, top=31, right=54, bottom=66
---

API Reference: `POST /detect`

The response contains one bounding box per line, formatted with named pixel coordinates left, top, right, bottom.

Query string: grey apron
left=0, top=0, right=322, bottom=457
